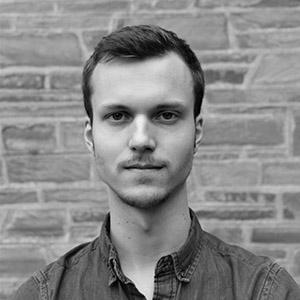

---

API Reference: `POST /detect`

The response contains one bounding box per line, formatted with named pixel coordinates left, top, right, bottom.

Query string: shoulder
left=202, top=230, right=272, bottom=268
left=266, top=266, right=300, bottom=300
left=43, top=237, right=100, bottom=279
left=200, top=230, right=300, bottom=299
left=55, top=237, right=100, bottom=269
left=12, top=276, right=39, bottom=300
left=12, top=238, right=100, bottom=300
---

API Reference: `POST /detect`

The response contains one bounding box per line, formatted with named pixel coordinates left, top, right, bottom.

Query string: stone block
left=43, top=187, right=108, bottom=205
left=205, top=88, right=300, bottom=105
left=209, top=106, right=286, bottom=116
left=231, top=10, right=300, bottom=31
left=204, top=68, right=247, bottom=85
left=262, top=162, right=300, bottom=185
left=0, top=160, right=3, bottom=184
left=2, top=124, right=56, bottom=154
left=0, top=246, right=45, bottom=277
left=0, top=90, right=82, bottom=103
left=205, top=191, right=276, bottom=204
left=126, top=14, right=229, bottom=50
left=0, top=211, right=7, bottom=230
left=197, top=0, right=246, bottom=7
left=195, top=206, right=275, bottom=220
left=71, top=207, right=107, bottom=223
left=14, top=14, right=110, bottom=30
left=4, top=209, right=66, bottom=238
left=198, top=52, right=256, bottom=64
left=250, top=247, right=286, bottom=259
left=237, top=31, right=300, bottom=49
left=293, top=250, right=300, bottom=276
left=49, top=70, right=81, bottom=90
left=0, top=189, right=37, bottom=205
left=0, top=103, right=84, bottom=119
left=197, top=0, right=300, bottom=7
left=0, top=2, right=54, bottom=13
left=0, top=33, right=81, bottom=67
left=57, top=1, right=130, bottom=13
left=193, top=161, right=260, bottom=186
left=252, top=53, right=300, bottom=85
left=155, top=0, right=195, bottom=9
left=293, top=115, right=300, bottom=156
left=246, top=149, right=286, bottom=160
left=6, top=155, right=90, bottom=183
left=201, top=116, right=284, bottom=146
left=253, top=0, right=300, bottom=7
left=0, top=74, right=44, bottom=89
left=0, top=17, right=12, bottom=30
left=130, top=0, right=153, bottom=10
left=60, top=122, right=86, bottom=152
left=82, top=30, right=108, bottom=52
left=0, top=280, right=16, bottom=300
left=205, top=226, right=243, bottom=243
left=196, top=149, right=239, bottom=161
left=282, top=193, right=300, bottom=220
left=252, top=227, right=300, bottom=243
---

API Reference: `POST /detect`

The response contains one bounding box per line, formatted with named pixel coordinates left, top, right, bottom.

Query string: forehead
left=90, top=52, right=194, bottom=110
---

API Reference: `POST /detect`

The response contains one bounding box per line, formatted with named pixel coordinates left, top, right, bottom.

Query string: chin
left=113, top=186, right=170, bottom=209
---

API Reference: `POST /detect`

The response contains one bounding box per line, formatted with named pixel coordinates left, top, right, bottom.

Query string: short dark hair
left=82, top=25, right=205, bottom=124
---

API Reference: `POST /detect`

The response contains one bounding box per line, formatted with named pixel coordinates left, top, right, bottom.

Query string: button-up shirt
left=13, top=210, right=300, bottom=300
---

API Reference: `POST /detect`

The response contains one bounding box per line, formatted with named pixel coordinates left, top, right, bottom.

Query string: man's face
left=85, top=52, right=202, bottom=209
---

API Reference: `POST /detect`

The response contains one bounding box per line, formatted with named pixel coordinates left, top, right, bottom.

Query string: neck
left=109, top=186, right=191, bottom=267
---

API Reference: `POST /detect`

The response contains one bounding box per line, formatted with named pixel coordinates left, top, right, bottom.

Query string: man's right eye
left=106, top=112, right=130, bottom=123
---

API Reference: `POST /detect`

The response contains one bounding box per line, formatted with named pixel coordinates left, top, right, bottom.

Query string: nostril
left=129, top=142, right=155, bottom=152
left=128, top=136, right=156, bottom=152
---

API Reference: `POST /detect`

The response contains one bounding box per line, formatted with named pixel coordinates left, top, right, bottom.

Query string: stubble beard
left=95, top=161, right=193, bottom=210
left=110, top=185, right=171, bottom=209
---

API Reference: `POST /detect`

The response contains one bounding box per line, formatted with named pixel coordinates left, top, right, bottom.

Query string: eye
left=110, top=112, right=124, bottom=121
left=106, top=112, right=130, bottom=123
left=156, top=111, right=179, bottom=123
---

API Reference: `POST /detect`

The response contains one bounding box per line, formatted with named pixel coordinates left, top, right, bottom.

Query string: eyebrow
left=155, top=103, right=187, bottom=111
left=100, top=102, right=187, bottom=111
left=100, top=104, right=128, bottom=111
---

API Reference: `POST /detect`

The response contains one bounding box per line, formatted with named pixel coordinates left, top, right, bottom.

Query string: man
left=13, top=25, right=300, bottom=300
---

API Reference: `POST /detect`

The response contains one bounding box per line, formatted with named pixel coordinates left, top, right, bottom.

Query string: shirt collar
left=99, top=209, right=203, bottom=285
left=170, top=209, right=203, bottom=282
left=98, top=214, right=126, bottom=285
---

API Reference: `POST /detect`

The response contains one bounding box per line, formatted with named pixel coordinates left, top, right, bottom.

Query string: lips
left=122, top=160, right=166, bottom=170
left=125, top=163, right=163, bottom=170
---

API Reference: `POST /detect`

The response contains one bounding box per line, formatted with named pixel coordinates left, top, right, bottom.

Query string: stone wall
left=0, top=0, right=300, bottom=297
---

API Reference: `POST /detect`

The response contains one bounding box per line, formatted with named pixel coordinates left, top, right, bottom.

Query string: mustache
left=120, top=157, right=167, bottom=169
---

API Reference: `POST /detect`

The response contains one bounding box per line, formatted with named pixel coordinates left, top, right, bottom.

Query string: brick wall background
left=1, top=0, right=300, bottom=298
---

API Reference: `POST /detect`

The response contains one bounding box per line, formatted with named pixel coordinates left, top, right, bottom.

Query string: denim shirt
left=13, top=209, right=300, bottom=300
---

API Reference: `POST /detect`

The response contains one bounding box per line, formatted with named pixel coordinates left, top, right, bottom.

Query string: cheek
left=164, top=127, right=195, bottom=158
left=92, top=129, right=126, bottom=166
left=94, top=143, right=115, bottom=165
left=94, top=144, right=118, bottom=182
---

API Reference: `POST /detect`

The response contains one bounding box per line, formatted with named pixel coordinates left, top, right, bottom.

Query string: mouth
left=125, top=163, right=164, bottom=170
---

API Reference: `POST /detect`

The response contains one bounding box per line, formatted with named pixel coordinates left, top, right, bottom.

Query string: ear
left=84, top=119, right=94, bottom=154
left=194, top=115, right=203, bottom=154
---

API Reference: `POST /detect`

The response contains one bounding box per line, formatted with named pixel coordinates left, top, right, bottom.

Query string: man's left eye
left=110, top=112, right=125, bottom=121
left=157, top=111, right=178, bottom=122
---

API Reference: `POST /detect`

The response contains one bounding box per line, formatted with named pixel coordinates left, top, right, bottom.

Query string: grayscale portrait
left=0, top=1, right=300, bottom=299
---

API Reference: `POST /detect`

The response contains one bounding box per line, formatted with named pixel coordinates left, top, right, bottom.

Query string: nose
left=128, top=115, right=156, bottom=153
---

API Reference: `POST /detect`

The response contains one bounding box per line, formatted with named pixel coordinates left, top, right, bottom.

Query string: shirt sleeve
left=11, top=277, right=40, bottom=300
left=266, top=266, right=300, bottom=300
